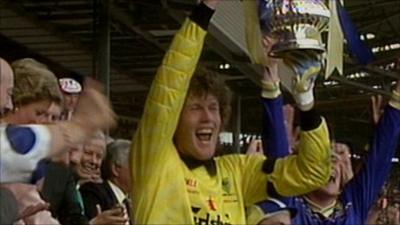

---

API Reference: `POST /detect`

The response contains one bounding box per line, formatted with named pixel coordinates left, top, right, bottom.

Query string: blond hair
left=12, top=58, right=63, bottom=106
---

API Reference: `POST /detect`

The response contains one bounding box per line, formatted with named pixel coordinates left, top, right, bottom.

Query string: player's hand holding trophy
left=245, top=0, right=331, bottom=110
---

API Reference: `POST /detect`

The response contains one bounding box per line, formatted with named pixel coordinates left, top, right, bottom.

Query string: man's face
left=0, top=60, right=14, bottom=114
left=75, top=137, right=106, bottom=179
left=334, top=142, right=353, bottom=183
left=319, top=161, right=342, bottom=197
left=174, top=93, right=221, bottom=161
left=114, top=162, right=131, bottom=193
left=319, top=142, right=353, bottom=197
left=63, top=93, right=80, bottom=112
left=258, top=211, right=291, bottom=225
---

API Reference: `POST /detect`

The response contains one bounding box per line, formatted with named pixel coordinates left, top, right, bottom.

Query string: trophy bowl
left=259, top=0, right=330, bottom=57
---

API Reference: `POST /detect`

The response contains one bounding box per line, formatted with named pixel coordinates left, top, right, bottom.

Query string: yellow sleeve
left=240, top=155, right=269, bottom=205
left=218, top=119, right=330, bottom=206
left=389, top=90, right=400, bottom=110
left=268, top=118, right=332, bottom=196
left=130, top=17, right=207, bottom=208
left=217, top=154, right=269, bottom=206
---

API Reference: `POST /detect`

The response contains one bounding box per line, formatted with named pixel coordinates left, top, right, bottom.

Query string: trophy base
left=270, top=39, right=325, bottom=58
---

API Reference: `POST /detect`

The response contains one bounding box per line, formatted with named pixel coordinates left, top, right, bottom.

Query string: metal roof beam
left=161, top=0, right=262, bottom=87
left=0, top=0, right=146, bottom=91
left=330, top=75, right=391, bottom=96
left=109, top=3, right=166, bottom=52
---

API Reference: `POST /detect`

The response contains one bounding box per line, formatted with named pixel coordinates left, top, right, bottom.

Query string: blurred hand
left=246, top=139, right=263, bottom=155
left=73, top=80, right=116, bottom=132
left=17, top=202, right=50, bottom=220
left=90, top=205, right=128, bottom=225
left=1, top=183, right=56, bottom=224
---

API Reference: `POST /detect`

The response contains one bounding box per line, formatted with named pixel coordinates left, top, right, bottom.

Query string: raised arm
left=260, top=64, right=290, bottom=158
left=129, top=3, right=220, bottom=223
left=263, top=108, right=331, bottom=197
left=239, top=110, right=330, bottom=205
left=262, top=49, right=331, bottom=196
left=344, top=81, right=400, bottom=219
left=246, top=37, right=331, bottom=197
left=130, top=1, right=214, bottom=182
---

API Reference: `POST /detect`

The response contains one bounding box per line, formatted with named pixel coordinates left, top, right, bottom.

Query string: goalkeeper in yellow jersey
left=130, top=0, right=332, bottom=224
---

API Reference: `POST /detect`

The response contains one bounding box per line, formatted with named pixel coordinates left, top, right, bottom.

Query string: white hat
left=59, top=77, right=82, bottom=94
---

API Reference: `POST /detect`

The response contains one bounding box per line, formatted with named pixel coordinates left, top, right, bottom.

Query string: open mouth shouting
left=196, top=128, right=213, bottom=143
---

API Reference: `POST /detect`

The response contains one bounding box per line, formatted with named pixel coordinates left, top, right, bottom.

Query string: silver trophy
left=259, top=0, right=330, bottom=57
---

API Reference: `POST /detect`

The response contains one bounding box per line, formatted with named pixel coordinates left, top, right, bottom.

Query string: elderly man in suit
left=80, top=139, right=132, bottom=225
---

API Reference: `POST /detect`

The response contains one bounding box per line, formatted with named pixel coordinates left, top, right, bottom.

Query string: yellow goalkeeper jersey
left=130, top=18, right=331, bottom=225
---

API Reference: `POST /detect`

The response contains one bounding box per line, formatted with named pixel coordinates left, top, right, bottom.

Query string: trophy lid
left=259, top=0, right=331, bottom=35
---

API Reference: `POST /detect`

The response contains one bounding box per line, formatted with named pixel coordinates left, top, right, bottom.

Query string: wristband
left=261, top=80, right=281, bottom=99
